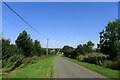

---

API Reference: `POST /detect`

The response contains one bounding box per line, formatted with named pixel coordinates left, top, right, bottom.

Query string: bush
left=19, top=56, right=44, bottom=68
left=77, top=52, right=108, bottom=65
left=2, top=54, right=24, bottom=72
left=30, top=56, right=40, bottom=64
left=77, top=52, right=119, bottom=70
left=110, top=60, right=119, bottom=70
left=102, top=60, right=120, bottom=70
left=102, top=60, right=113, bottom=67
left=21, top=57, right=31, bottom=67
left=76, top=55, right=87, bottom=61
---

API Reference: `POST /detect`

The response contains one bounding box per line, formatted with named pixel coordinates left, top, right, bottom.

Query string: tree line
left=62, top=19, right=120, bottom=70
left=1, top=30, right=49, bottom=72
left=1, top=19, right=120, bottom=72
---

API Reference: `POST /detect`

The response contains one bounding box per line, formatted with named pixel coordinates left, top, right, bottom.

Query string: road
left=55, top=56, right=107, bottom=78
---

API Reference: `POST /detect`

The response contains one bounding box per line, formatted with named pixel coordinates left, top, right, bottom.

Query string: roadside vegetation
left=65, top=57, right=118, bottom=78
left=1, top=30, right=56, bottom=78
left=3, top=55, right=55, bottom=78
left=62, top=19, right=120, bottom=78
left=1, top=19, right=120, bottom=78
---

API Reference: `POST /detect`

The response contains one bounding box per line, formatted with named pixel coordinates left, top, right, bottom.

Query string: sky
left=2, top=2, right=118, bottom=48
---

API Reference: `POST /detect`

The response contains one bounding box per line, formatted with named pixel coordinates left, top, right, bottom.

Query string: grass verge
left=0, top=69, right=2, bottom=80
left=3, top=55, right=55, bottom=78
left=64, top=57, right=119, bottom=79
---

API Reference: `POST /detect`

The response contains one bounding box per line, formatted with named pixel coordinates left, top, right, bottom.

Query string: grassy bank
left=0, top=69, right=2, bottom=80
left=64, top=57, right=119, bottom=78
left=3, top=55, right=55, bottom=78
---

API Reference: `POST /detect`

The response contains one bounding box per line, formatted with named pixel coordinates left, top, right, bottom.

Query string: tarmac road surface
left=55, top=56, right=107, bottom=78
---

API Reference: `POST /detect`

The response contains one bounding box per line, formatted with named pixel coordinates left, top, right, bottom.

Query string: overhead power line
left=2, top=1, right=49, bottom=55
left=2, top=1, right=47, bottom=39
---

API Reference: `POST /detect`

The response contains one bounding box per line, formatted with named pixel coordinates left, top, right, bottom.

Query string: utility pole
left=46, top=39, right=49, bottom=55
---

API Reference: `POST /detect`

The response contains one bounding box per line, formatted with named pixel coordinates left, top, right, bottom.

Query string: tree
left=33, top=40, right=41, bottom=56
left=2, top=38, right=22, bottom=61
left=2, top=38, right=11, bottom=60
left=99, top=19, right=120, bottom=59
left=15, top=30, right=33, bottom=57
left=62, top=45, right=74, bottom=58
left=40, top=48, right=47, bottom=55
left=75, top=44, right=84, bottom=55
left=75, top=41, right=94, bottom=56
left=86, top=40, right=94, bottom=53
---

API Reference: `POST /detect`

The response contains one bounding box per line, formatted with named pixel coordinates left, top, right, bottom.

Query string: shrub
left=76, top=55, right=88, bottom=61
left=102, top=60, right=113, bottom=67
left=102, top=60, right=120, bottom=70
left=2, top=54, right=24, bottom=72
left=21, top=57, right=31, bottom=66
left=19, top=56, right=42, bottom=68
left=77, top=52, right=119, bottom=70
left=110, top=60, right=119, bottom=70
left=77, top=52, right=108, bottom=65
left=30, top=56, right=40, bottom=64
left=84, top=52, right=108, bottom=65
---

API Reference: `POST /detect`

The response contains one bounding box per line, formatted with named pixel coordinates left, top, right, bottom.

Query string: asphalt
left=55, top=56, right=107, bottom=78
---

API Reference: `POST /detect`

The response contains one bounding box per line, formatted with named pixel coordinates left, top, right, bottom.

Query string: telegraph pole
left=46, top=39, right=49, bottom=55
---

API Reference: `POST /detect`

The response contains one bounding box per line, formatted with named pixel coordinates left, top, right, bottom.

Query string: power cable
left=2, top=0, right=49, bottom=55
left=2, top=1, right=47, bottom=39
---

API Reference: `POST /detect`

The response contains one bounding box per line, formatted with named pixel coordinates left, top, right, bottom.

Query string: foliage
left=3, top=56, right=55, bottom=78
left=102, top=60, right=120, bottom=70
left=32, top=40, right=42, bottom=56
left=2, top=54, right=24, bottom=72
left=2, top=38, right=22, bottom=60
left=98, top=19, right=120, bottom=59
left=86, top=41, right=94, bottom=53
left=30, top=56, right=41, bottom=64
left=76, top=52, right=119, bottom=70
left=65, top=57, right=119, bottom=78
left=62, top=41, right=94, bottom=59
left=84, top=52, right=107, bottom=65
left=15, top=30, right=33, bottom=57
left=75, top=41, right=94, bottom=55
left=76, top=52, right=108, bottom=65
left=102, top=60, right=113, bottom=68
left=40, top=48, right=47, bottom=55
left=94, top=48, right=101, bottom=52
left=76, top=55, right=86, bottom=61
left=2, top=38, right=10, bottom=60
left=2, top=30, right=49, bottom=73
left=75, top=44, right=84, bottom=55
left=62, top=45, right=74, bottom=58
left=0, top=39, right=2, bottom=60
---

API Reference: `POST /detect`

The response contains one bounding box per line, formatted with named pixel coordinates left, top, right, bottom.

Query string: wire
left=2, top=1, right=48, bottom=39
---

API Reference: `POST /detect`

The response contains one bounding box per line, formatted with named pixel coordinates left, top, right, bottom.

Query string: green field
left=3, top=56, right=55, bottom=78
left=64, top=57, right=119, bottom=78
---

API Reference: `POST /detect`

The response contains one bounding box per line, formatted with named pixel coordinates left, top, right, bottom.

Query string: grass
left=0, top=69, right=2, bottom=80
left=64, top=57, right=119, bottom=79
left=3, top=55, right=55, bottom=78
